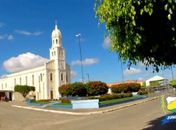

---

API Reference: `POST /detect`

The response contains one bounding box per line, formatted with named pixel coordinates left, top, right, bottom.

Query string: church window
left=66, top=75, right=68, bottom=82
left=32, top=75, right=34, bottom=86
left=40, top=74, right=43, bottom=82
left=19, top=77, right=21, bottom=85
left=56, top=39, right=58, bottom=44
left=50, top=73, right=53, bottom=81
left=25, top=76, right=28, bottom=85
left=38, top=76, right=41, bottom=92
left=61, top=73, right=64, bottom=81
left=14, top=78, right=16, bottom=85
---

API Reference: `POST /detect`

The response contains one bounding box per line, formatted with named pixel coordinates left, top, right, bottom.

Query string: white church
left=0, top=24, right=71, bottom=100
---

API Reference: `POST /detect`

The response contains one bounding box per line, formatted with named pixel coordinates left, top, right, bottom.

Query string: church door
left=50, top=90, right=53, bottom=99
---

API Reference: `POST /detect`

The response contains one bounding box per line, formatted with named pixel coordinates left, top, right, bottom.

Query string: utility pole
left=86, top=73, right=90, bottom=82
left=76, top=33, right=84, bottom=82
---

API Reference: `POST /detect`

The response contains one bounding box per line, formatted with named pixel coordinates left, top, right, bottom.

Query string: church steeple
left=54, top=20, right=58, bottom=30
left=51, top=22, right=62, bottom=48
left=50, top=23, right=65, bottom=61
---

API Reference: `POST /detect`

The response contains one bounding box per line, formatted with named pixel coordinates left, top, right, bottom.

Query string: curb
left=11, top=97, right=159, bottom=116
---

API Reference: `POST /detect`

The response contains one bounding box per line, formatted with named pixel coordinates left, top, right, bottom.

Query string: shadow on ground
left=143, top=114, right=176, bottom=130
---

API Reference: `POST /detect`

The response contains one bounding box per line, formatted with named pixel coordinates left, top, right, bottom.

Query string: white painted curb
left=12, top=97, right=158, bottom=116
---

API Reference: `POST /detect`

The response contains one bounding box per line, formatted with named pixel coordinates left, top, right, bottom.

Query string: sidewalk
left=11, top=96, right=159, bottom=115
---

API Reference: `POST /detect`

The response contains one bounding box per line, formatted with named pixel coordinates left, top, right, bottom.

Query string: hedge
left=59, top=84, right=72, bottom=96
left=59, top=82, right=87, bottom=97
left=138, top=89, right=148, bottom=95
left=89, top=93, right=132, bottom=101
left=59, top=81, right=108, bottom=97
left=85, top=81, right=108, bottom=96
left=111, top=83, right=141, bottom=93
left=14, top=85, right=35, bottom=97
left=71, top=82, right=87, bottom=97
left=59, top=93, right=132, bottom=103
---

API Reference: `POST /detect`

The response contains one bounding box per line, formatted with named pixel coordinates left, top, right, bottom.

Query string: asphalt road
left=0, top=99, right=175, bottom=130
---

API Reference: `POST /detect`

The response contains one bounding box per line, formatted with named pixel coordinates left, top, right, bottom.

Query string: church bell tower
left=49, top=23, right=67, bottom=99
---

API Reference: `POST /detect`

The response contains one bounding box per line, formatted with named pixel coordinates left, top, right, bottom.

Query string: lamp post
left=76, top=33, right=84, bottom=82
left=86, top=73, right=90, bottom=82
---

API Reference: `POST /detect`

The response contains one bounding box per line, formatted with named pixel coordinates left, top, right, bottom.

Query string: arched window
left=61, top=73, right=63, bottom=81
left=32, top=75, right=34, bottom=85
left=66, top=75, right=68, bottom=82
left=50, top=73, right=53, bottom=81
left=40, top=74, right=43, bottom=82
left=19, top=77, right=21, bottom=85
left=25, top=76, right=28, bottom=85
left=56, top=39, right=58, bottom=44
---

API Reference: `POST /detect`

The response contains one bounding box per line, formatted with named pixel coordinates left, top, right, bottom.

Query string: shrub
left=170, top=80, right=176, bottom=88
left=71, top=82, right=87, bottom=97
left=111, top=83, right=141, bottom=93
left=33, top=99, right=50, bottom=104
left=86, top=81, right=108, bottom=96
left=59, top=83, right=87, bottom=97
left=138, top=90, right=148, bottom=95
left=59, top=97, right=71, bottom=104
left=14, top=85, right=35, bottom=97
left=88, top=93, right=132, bottom=101
left=59, top=84, right=72, bottom=96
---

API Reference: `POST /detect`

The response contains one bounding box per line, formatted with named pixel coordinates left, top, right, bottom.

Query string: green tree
left=14, top=85, right=35, bottom=97
left=95, top=0, right=176, bottom=71
left=86, top=81, right=108, bottom=96
left=170, top=80, right=176, bottom=88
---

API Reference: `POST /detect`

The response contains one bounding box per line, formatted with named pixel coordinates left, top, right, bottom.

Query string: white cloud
left=71, top=58, right=99, bottom=66
left=71, top=70, right=77, bottom=79
left=7, top=35, right=14, bottom=40
left=103, top=36, right=111, bottom=48
left=3, top=52, right=48, bottom=72
left=15, top=30, right=43, bottom=36
left=0, top=34, right=14, bottom=40
left=124, top=67, right=141, bottom=76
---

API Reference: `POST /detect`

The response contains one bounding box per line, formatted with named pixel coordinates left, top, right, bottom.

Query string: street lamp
left=86, top=73, right=90, bottom=82
left=76, top=33, right=84, bottom=82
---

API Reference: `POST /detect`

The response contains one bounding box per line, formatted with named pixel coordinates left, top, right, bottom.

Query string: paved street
left=0, top=99, right=175, bottom=130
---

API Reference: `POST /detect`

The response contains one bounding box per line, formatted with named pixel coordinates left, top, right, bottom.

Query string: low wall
left=71, top=99, right=99, bottom=109
left=12, top=92, right=25, bottom=101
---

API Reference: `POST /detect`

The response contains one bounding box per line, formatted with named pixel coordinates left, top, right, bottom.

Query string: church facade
left=0, top=24, right=71, bottom=100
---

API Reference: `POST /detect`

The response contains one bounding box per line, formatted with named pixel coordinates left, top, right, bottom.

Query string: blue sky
left=0, top=0, right=175, bottom=83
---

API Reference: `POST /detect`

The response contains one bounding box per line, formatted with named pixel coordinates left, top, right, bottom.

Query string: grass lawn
left=31, top=95, right=145, bottom=106
left=99, top=95, right=141, bottom=105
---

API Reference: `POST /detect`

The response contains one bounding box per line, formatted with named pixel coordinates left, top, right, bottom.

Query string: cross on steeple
left=55, top=20, right=58, bottom=29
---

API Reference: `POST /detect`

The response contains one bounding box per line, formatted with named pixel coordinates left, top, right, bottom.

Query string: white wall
left=0, top=66, right=49, bottom=100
